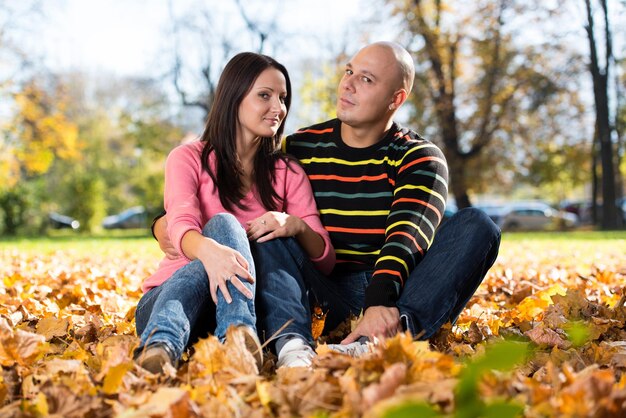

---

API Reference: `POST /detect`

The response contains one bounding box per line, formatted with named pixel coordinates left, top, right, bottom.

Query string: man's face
left=336, top=45, right=400, bottom=128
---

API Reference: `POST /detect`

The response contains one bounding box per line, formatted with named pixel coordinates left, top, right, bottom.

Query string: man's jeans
left=252, top=207, right=501, bottom=346
left=135, top=213, right=256, bottom=360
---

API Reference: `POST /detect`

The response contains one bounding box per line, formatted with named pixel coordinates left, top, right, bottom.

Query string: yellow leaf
left=133, top=387, right=196, bottom=417
left=256, top=380, right=272, bottom=408
left=101, top=361, right=133, bottom=395
left=31, top=392, right=49, bottom=416
left=191, top=336, right=227, bottom=376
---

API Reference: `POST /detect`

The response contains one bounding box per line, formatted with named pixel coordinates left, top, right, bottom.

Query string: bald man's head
left=336, top=41, right=415, bottom=131
left=360, top=41, right=415, bottom=95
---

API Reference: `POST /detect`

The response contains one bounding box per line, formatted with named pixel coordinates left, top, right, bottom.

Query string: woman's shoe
left=235, top=326, right=264, bottom=370
left=134, top=342, right=177, bottom=374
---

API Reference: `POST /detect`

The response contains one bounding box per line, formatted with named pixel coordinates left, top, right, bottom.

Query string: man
left=155, top=42, right=500, bottom=367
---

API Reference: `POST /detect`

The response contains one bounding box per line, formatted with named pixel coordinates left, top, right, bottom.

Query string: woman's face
left=237, top=67, right=288, bottom=144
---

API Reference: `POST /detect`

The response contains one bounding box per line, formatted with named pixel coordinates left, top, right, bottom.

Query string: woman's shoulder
left=274, top=155, right=305, bottom=175
left=167, top=140, right=205, bottom=161
left=170, top=140, right=204, bottom=154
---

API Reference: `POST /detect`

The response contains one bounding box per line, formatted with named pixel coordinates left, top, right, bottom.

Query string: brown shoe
left=236, top=326, right=263, bottom=370
left=134, top=342, right=177, bottom=374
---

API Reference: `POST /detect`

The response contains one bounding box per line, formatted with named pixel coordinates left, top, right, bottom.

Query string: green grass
left=0, top=229, right=158, bottom=256
left=501, top=230, right=626, bottom=241
left=2, top=230, right=624, bottom=256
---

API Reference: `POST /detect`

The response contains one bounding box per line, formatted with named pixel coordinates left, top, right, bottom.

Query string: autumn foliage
left=1, top=236, right=625, bottom=417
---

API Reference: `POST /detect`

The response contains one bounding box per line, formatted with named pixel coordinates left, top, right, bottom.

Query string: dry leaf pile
left=0, top=238, right=625, bottom=417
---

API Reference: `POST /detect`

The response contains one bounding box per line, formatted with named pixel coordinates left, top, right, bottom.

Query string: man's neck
left=340, top=119, right=394, bottom=148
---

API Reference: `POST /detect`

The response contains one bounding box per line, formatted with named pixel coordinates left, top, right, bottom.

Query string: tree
left=0, top=71, right=184, bottom=235
left=385, top=0, right=593, bottom=207
left=0, top=0, right=47, bottom=195
left=0, top=78, right=82, bottom=234
left=7, top=80, right=79, bottom=180
left=166, top=0, right=282, bottom=121
left=0, top=1, right=43, bottom=88
left=584, top=0, right=621, bottom=229
left=297, top=52, right=348, bottom=125
left=48, top=72, right=183, bottom=225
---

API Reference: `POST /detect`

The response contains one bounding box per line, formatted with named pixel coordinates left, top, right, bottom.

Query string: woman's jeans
left=135, top=213, right=256, bottom=360
left=252, top=207, right=501, bottom=345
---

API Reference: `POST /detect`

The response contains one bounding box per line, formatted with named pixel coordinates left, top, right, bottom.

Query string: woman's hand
left=246, top=211, right=326, bottom=260
left=246, top=211, right=305, bottom=243
left=197, top=239, right=255, bottom=304
left=181, top=230, right=254, bottom=304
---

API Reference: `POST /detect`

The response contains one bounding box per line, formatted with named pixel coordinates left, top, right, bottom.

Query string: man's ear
left=390, top=89, right=408, bottom=110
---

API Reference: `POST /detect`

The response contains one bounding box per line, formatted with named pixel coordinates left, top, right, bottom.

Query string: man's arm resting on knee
left=344, top=138, right=449, bottom=343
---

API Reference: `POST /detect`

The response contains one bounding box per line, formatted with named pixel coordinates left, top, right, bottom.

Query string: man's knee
left=252, top=237, right=304, bottom=263
left=452, top=207, right=501, bottom=243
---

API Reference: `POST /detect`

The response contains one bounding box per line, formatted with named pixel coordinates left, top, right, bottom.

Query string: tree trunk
left=591, top=131, right=599, bottom=225
left=585, top=0, right=618, bottom=229
left=408, top=0, right=506, bottom=209
left=447, top=154, right=472, bottom=209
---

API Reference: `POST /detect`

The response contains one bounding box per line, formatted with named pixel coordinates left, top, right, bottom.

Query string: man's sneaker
left=276, top=337, right=316, bottom=368
left=235, top=326, right=264, bottom=370
left=134, top=342, right=177, bottom=374
left=326, top=341, right=373, bottom=357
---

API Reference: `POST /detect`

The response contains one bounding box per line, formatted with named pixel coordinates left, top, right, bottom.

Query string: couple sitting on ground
left=132, top=41, right=501, bottom=374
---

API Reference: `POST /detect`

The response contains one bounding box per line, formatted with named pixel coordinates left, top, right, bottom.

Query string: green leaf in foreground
left=455, top=340, right=528, bottom=418
left=565, top=321, right=591, bottom=347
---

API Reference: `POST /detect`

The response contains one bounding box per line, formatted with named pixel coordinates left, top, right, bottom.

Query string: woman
left=134, top=52, right=335, bottom=374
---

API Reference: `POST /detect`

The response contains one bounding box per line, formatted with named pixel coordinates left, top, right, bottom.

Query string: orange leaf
left=362, top=363, right=407, bottom=409
left=525, top=326, right=571, bottom=349
left=0, top=318, right=46, bottom=366
left=36, top=316, right=70, bottom=341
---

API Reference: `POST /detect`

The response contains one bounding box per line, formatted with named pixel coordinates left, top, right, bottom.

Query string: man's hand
left=153, top=216, right=179, bottom=259
left=341, top=306, right=402, bottom=344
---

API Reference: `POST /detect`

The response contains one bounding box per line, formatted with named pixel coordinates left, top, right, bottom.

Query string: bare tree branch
left=233, top=0, right=279, bottom=53
left=467, top=0, right=506, bottom=158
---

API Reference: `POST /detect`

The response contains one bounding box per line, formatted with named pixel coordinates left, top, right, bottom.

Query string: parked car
left=49, top=212, right=80, bottom=230
left=498, top=201, right=579, bottom=231
left=560, top=198, right=626, bottom=225
left=559, top=199, right=587, bottom=218
left=102, top=206, right=147, bottom=229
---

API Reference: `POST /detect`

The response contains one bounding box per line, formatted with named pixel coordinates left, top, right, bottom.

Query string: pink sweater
left=142, top=141, right=335, bottom=292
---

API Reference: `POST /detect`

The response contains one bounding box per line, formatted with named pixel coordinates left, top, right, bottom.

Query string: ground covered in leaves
left=1, top=233, right=625, bottom=417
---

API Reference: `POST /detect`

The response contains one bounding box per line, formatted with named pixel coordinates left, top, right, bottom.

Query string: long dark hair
left=200, top=52, right=292, bottom=211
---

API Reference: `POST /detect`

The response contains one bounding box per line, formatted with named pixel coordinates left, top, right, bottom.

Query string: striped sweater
left=284, top=119, right=448, bottom=308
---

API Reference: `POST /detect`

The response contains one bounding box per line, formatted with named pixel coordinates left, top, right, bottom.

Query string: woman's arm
left=164, top=143, right=254, bottom=301
left=180, top=229, right=254, bottom=304
left=152, top=214, right=180, bottom=259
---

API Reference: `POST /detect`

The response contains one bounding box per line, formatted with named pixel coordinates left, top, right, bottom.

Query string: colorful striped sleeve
left=364, top=140, right=449, bottom=308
